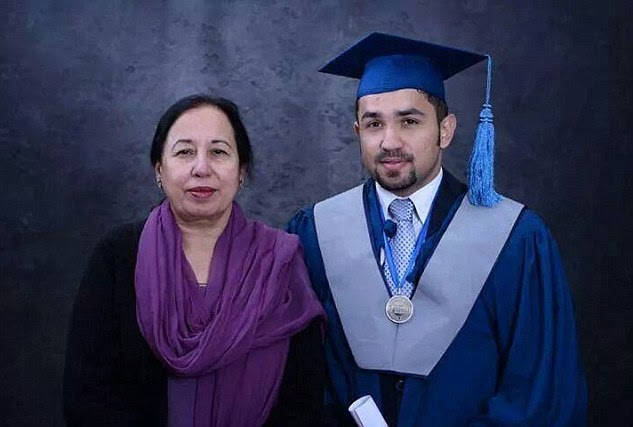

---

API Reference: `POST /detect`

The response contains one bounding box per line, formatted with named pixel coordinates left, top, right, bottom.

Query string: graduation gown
left=287, top=171, right=587, bottom=426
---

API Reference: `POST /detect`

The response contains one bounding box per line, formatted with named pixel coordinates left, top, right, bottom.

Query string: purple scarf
left=135, top=200, right=324, bottom=426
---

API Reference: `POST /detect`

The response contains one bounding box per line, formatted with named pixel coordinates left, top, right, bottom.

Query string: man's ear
left=439, top=113, right=457, bottom=149
left=353, top=121, right=360, bottom=136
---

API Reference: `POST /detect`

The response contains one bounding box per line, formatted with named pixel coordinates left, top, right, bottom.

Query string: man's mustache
left=375, top=150, right=414, bottom=162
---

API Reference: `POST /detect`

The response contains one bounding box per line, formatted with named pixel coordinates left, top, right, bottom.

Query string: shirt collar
left=375, top=168, right=443, bottom=224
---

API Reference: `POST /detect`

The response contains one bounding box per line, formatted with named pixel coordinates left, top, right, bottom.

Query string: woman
left=63, top=95, right=325, bottom=426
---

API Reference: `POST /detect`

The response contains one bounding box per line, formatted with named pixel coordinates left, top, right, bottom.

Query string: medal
left=385, top=295, right=414, bottom=323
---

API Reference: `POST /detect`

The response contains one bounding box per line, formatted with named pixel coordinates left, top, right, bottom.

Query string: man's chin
left=375, top=175, right=416, bottom=193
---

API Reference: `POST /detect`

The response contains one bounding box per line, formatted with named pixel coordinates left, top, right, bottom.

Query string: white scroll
left=348, top=395, right=388, bottom=427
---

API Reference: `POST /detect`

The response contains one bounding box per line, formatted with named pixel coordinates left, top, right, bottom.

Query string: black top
left=63, top=221, right=324, bottom=426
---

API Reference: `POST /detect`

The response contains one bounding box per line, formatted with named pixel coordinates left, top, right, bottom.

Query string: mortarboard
left=319, top=32, right=502, bottom=207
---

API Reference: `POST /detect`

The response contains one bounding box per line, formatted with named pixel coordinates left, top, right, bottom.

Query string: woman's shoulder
left=252, top=220, right=301, bottom=243
left=250, top=220, right=302, bottom=254
left=92, top=220, right=147, bottom=258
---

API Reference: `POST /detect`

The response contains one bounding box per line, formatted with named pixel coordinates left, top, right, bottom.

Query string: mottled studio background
left=1, top=0, right=631, bottom=425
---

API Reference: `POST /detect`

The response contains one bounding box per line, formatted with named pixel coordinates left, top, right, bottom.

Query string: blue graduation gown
left=286, top=171, right=587, bottom=426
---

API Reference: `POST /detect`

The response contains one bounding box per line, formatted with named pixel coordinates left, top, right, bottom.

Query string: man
left=287, top=33, right=587, bottom=426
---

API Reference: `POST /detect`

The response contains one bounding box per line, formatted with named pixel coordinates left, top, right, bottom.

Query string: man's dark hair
left=150, top=94, right=253, bottom=176
left=423, top=91, right=449, bottom=124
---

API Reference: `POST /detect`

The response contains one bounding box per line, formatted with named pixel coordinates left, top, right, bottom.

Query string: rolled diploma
left=348, top=395, right=388, bottom=427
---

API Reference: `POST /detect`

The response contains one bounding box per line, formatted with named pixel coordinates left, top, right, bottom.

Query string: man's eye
left=366, top=121, right=381, bottom=128
left=403, top=118, right=418, bottom=125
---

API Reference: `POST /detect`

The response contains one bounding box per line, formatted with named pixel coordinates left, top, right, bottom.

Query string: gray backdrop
left=1, top=0, right=631, bottom=425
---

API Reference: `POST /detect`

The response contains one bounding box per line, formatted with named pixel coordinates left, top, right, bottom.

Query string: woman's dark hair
left=150, top=94, right=253, bottom=176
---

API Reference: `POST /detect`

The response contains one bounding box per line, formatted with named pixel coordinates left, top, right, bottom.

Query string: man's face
left=355, top=88, right=456, bottom=197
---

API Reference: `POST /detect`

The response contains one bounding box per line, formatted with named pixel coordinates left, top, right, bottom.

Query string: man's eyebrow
left=360, top=111, right=381, bottom=120
left=396, top=108, right=425, bottom=117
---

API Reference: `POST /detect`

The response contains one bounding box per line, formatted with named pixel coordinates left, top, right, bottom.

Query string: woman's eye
left=211, top=148, right=228, bottom=156
left=176, top=149, right=194, bottom=156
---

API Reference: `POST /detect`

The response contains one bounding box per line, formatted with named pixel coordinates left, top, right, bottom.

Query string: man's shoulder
left=286, top=205, right=316, bottom=235
left=315, top=183, right=365, bottom=207
left=510, top=205, right=552, bottom=240
left=453, top=196, right=555, bottom=252
left=287, top=183, right=366, bottom=233
left=467, top=195, right=551, bottom=239
left=483, top=202, right=560, bottom=262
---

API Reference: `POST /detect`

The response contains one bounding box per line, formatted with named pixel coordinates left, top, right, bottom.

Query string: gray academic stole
left=313, top=184, right=523, bottom=376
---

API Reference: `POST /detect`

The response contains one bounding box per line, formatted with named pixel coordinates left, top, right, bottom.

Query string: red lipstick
left=188, top=186, right=215, bottom=199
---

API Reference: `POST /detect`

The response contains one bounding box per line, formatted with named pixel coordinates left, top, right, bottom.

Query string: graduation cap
left=319, top=32, right=501, bottom=207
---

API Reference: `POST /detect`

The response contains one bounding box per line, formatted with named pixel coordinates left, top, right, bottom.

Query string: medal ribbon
left=380, top=198, right=435, bottom=295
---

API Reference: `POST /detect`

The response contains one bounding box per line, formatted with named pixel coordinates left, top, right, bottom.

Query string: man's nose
left=380, top=124, right=404, bottom=150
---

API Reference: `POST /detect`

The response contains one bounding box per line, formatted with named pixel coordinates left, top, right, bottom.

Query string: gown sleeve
left=264, top=228, right=326, bottom=426
left=264, top=320, right=325, bottom=426
left=63, top=230, right=145, bottom=426
left=470, top=211, right=587, bottom=426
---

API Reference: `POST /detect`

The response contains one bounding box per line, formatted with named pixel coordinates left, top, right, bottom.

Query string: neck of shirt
left=375, top=168, right=444, bottom=234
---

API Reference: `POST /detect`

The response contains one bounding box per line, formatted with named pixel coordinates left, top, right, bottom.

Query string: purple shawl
left=135, top=200, right=324, bottom=426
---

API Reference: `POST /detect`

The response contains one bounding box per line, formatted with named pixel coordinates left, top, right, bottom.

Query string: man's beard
left=375, top=168, right=417, bottom=192
left=372, top=149, right=417, bottom=192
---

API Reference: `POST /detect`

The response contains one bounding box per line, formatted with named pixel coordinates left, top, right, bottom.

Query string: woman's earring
left=156, top=177, right=163, bottom=190
left=239, top=177, right=244, bottom=189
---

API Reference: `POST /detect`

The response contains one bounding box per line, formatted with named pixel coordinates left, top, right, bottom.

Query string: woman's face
left=155, top=106, right=244, bottom=226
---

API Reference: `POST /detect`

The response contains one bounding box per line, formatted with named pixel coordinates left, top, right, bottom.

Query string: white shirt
left=375, top=168, right=443, bottom=234
left=375, top=168, right=443, bottom=265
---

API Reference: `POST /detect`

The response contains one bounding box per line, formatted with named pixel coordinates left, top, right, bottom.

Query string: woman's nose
left=191, top=153, right=212, bottom=177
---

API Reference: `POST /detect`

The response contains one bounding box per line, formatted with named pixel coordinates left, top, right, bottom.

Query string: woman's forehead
left=167, top=106, right=235, bottom=141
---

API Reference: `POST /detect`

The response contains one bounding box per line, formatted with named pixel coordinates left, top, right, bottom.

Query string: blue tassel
left=467, top=56, right=501, bottom=207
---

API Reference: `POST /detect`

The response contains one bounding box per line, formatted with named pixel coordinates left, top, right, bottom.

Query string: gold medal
left=385, top=295, right=413, bottom=323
